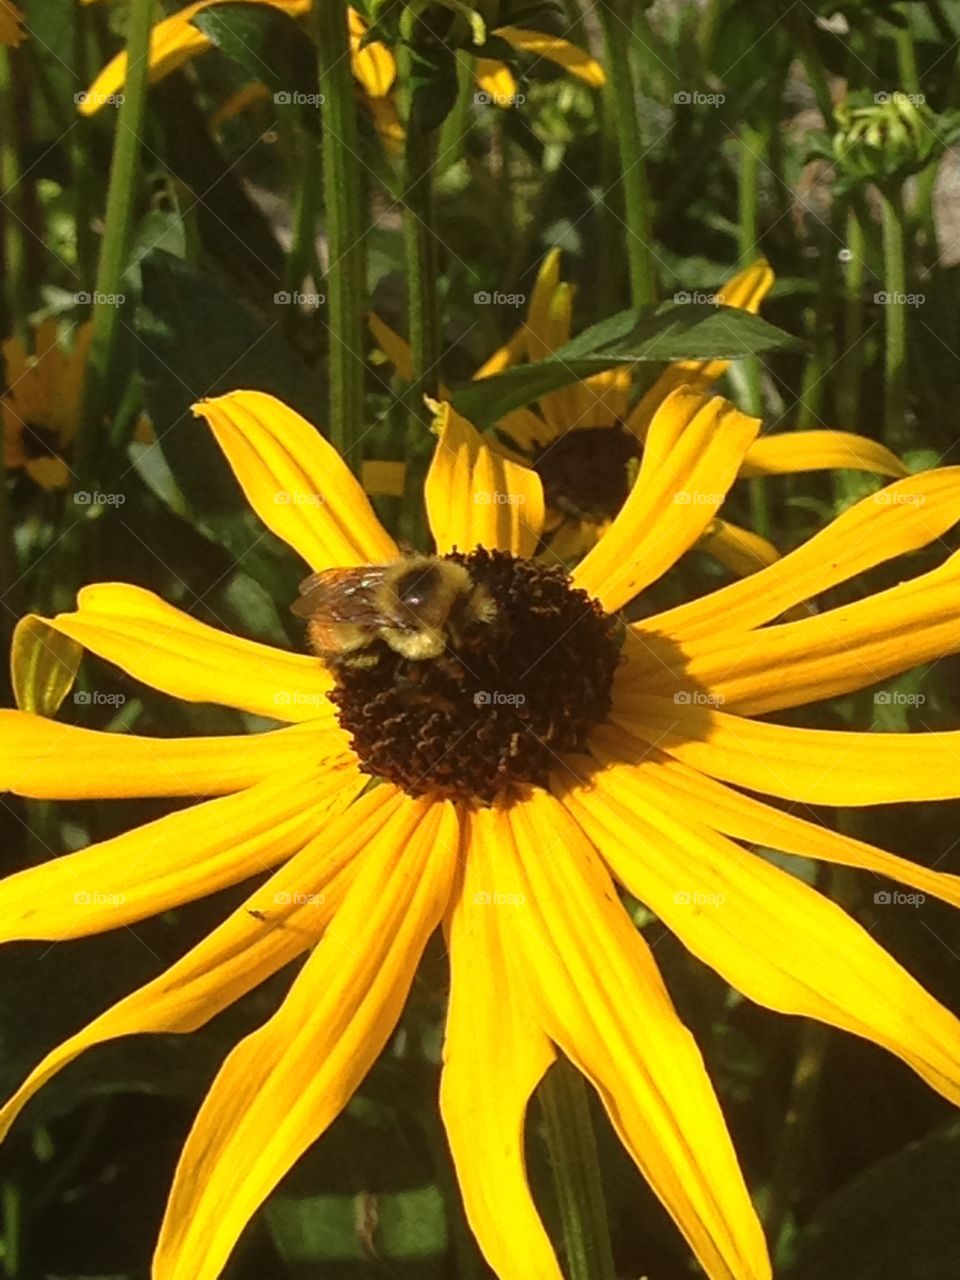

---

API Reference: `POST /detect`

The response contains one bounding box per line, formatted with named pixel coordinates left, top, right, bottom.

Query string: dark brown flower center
left=532, top=424, right=640, bottom=521
left=326, top=548, right=622, bottom=802
left=20, top=422, right=62, bottom=461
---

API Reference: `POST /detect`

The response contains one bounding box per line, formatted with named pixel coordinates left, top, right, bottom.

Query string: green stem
left=599, top=0, right=656, bottom=306
left=71, top=1, right=96, bottom=288
left=438, top=50, right=473, bottom=169
left=836, top=203, right=866, bottom=427
left=74, top=0, right=153, bottom=486
left=282, top=125, right=323, bottom=345
left=878, top=183, right=908, bottom=446
left=540, top=1058, right=616, bottom=1280
left=797, top=221, right=837, bottom=429
left=0, top=46, right=27, bottom=339
left=399, top=82, right=441, bottom=549
left=312, top=0, right=367, bottom=464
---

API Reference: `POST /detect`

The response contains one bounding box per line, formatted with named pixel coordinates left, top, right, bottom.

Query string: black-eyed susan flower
left=369, top=252, right=909, bottom=569
left=2, top=319, right=92, bottom=490
left=78, top=0, right=602, bottom=134
left=0, top=0, right=24, bottom=47
left=4, top=387, right=960, bottom=1280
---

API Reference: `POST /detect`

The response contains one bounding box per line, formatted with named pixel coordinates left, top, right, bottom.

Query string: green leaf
left=267, top=1186, right=447, bottom=1265
left=787, top=1122, right=960, bottom=1280
left=192, top=5, right=320, bottom=131
left=451, top=301, right=800, bottom=427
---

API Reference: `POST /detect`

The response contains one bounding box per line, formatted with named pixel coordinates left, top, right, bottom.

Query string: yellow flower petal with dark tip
left=503, top=791, right=771, bottom=1280
left=740, top=430, right=908, bottom=479
left=650, top=465, right=960, bottom=643
left=16, top=584, right=335, bottom=721
left=0, top=764, right=362, bottom=942
left=1, top=711, right=340, bottom=798
left=589, top=730, right=960, bottom=909
left=614, top=695, right=960, bottom=805
left=195, top=390, right=398, bottom=570
left=564, top=768, right=960, bottom=1105
left=440, top=808, right=560, bottom=1280
left=493, top=27, right=606, bottom=88
left=672, top=547, right=960, bottom=715
left=152, top=797, right=458, bottom=1280
left=0, top=784, right=406, bottom=1146
left=627, top=259, right=775, bottom=438
left=573, top=389, right=760, bottom=611
left=697, top=518, right=781, bottom=578
left=425, top=401, right=544, bottom=555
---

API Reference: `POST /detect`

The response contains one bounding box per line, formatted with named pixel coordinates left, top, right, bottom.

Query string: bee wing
left=291, top=565, right=397, bottom=626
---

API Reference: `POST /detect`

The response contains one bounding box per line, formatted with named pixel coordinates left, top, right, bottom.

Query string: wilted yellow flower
left=3, top=388, right=960, bottom=1280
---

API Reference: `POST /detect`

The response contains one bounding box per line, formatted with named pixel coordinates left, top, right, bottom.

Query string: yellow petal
left=649, top=466, right=960, bottom=643
left=696, top=518, right=781, bottom=579
left=502, top=792, right=771, bottom=1280
left=564, top=766, right=960, bottom=1105
left=361, top=88, right=405, bottom=156
left=627, top=259, right=775, bottom=438
left=524, top=248, right=562, bottom=362
left=152, top=796, right=458, bottom=1280
left=80, top=0, right=311, bottom=116
left=573, top=389, right=760, bottom=611
left=0, top=763, right=363, bottom=942
left=740, top=430, right=908, bottom=479
left=0, top=784, right=406, bottom=1145
left=589, top=730, right=960, bottom=910
left=473, top=324, right=527, bottom=380
left=493, top=26, right=606, bottom=88
left=425, top=401, right=544, bottom=555
left=612, top=695, right=960, bottom=805
left=1, top=711, right=339, bottom=798
left=671, top=547, right=960, bottom=714
left=368, top=311, right=414, bottom=382
left=440, top=808, right=560, bottom=1280
left=489, top=404, right=552, bottom=454
left=11, top=615, right=83, bottom=715
left=16, top=584, right=336, bottom=722
left=347, top=6, right=395, bottom=98
left=474, top=57, right=517, bottom=107
left=195, top=390, right=398, bottom=570
left=0, top=2, right=24, bottom=48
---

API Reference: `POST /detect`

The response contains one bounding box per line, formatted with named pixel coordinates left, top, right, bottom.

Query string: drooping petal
left=368, top=311, right=414, bottom=382
left=493, top=27, right=606, bottom=87
left=668, top=547, right=960, bottom=714
left=15, top=584, right=336, bottom=721
left=612, top=695, right=960, bottom=805
left=195, top=391, right=398, bottom=570
left=573, top=389, right=760, bottom=611
left=649, top=466, right=960, bottom=643
left=588, top=729, right=960, bottom=909
left=440, top=807, right=560, bottom=1280
left=152, top=797, right=459, bottom=1280
left=0, top=762, right=364, bottom=942
left=740, top=430, right=907, bottom=479
left=79, top=0, right=311, bottom=117
left=0, top=784, right=406, bottom=1145
left=1, top=712, right=340, bottom=798
left=696, top=518, right=781, bottom=578
left=502, top=792, right=771, bottom=1280
left=564, top=766, right=960, bottom=1105
left=626, top=260, right=774, bottom=437
left=425, top=402, right=544, bottom=555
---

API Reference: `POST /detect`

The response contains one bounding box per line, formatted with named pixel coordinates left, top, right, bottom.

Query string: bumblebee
left=291, top=555, right=497, bottom=667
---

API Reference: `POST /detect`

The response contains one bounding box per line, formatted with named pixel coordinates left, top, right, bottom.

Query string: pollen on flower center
left=532, top=424, right=640, bottom=521
left=327, top=548, right=622, bottom=802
